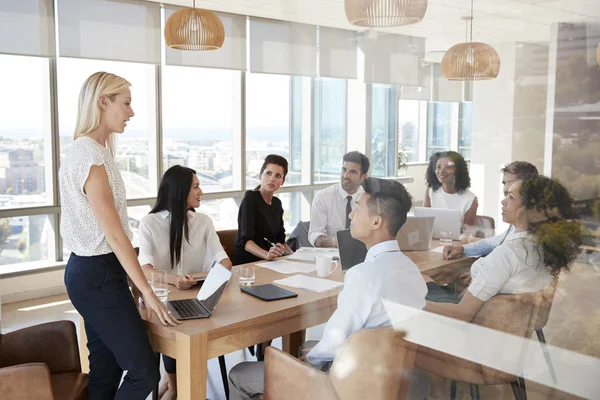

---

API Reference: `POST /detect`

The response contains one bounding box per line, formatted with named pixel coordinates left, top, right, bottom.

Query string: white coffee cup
left=315, top=255, right=339, bottom=277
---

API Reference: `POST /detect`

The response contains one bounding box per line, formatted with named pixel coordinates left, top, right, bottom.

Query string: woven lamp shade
left=344, top=0, right=428, bottom=27
left=441, top=42, right=501, bottom=81
left=165, top=8, right=224, bottom=51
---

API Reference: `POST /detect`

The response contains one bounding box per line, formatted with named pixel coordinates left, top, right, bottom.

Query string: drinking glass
left=439, top=231, right=454, bottom=247
left=238, top=265, right=256, bottom=286
left=151, top=270, right=168, bottom=302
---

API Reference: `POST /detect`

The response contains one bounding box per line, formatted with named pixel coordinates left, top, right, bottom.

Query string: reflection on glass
left=162, top=66, right=239, bottom=192
left=57, top=58, right=157, bottom=199
left=0, top=55, right=52, bottom=209
left=0, top=214, right=54, bottom=267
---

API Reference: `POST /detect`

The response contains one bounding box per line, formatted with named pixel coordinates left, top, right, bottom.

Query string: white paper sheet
left=256, top=260, right=316, bottom=274
left=197, top=262, right=232, bottom=300
left=273, top=274, right=343, bottom=293
left=286, top=247, right=339, bottom=262
left=430, top=246, right=445, bottom=254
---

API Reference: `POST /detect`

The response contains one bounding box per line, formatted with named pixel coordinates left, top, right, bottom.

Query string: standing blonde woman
left=60, top=72, right=180, bottom=400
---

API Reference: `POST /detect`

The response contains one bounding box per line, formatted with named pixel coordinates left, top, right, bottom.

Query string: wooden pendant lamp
left=441, top=0, right=500, bottom=81
left=344, top=0, right=428, bottom=27
left=164, top=0, right=225, bottom=51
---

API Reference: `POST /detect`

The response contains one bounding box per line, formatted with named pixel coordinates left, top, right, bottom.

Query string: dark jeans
left=425, top=282, right=461, bottom=304
left=65, top=252, right=159, bottom=400
left=163, top=354, right=176, bottom=374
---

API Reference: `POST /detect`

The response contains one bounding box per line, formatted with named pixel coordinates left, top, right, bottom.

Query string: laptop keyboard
left=170, top=299, right=207, bottom=319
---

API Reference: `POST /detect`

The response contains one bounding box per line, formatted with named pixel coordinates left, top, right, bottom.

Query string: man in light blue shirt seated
left=227, top=178, right=427, bottom=400
left=443, top=161, right=539, bottom=259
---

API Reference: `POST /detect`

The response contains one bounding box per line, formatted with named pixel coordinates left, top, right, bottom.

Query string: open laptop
left=166, top=262, right=232, bottom=320
left=414, top=207, right=462, bottom=240
left=336, top=229, right=368, bottom=272
left=396, top=216, right=435, bottom=251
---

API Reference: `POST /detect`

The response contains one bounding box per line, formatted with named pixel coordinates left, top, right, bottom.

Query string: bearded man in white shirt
left=309, top=151, right=370, bottom=248
left=227, top=177, right=428, bottom=400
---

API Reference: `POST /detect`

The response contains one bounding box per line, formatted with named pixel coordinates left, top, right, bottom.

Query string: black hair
left=150, top=165, right=197, bottom=269
left=501, top=161, right=539, bottom=181
left=425, top=151, right=471, bottom=193
left=361, top=177, right=413, bottom=237
left=343, top=151, right=370, bottom=175
left=519, top=176, right=582, bottom=278
left=255, top=154, right=289, bottom=191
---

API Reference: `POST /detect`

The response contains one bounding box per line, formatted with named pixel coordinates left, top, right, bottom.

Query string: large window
left=0, top=55, right=53, bottom=209
left=427, top=102, right=453, bottom=159
left=245, top=73, right=291, bottom=188
left=162, top=66, right=240, bottom=192
left=371, top=85, right=397, bottom=177
left=314, top=78, right=347, bottom=182
left=57, top=58, right=157, bottom=199
left=459, top=102, right=473, bottom=160
left=198, top=198, right=240, bottom=231
left=398, top=100, right=423, bottom=163
left=0, top=214, right=55, bottom=266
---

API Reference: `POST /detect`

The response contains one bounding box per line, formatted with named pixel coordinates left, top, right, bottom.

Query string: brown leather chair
left=0, top=320, right=87, bottom=400
left=415, top=282, right=557, bottom=400
left=217, top=229, right=237, bottom=261
left=474, top=215, right=496, bottom=238
left=263, top=328, right=416, bottom=400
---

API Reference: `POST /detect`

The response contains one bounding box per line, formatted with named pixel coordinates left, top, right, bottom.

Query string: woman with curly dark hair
left=423, top=175, right=581, bottom=313
left=421, top=175, right=582, bottom=399
left=424, top=151, right=478, bottom=226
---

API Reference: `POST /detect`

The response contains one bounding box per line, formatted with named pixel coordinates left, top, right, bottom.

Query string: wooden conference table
left=79, top=240, right=475, bottom=400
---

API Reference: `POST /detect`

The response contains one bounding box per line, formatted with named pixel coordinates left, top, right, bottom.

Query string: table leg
left=79, top=316, right=89, bottom=373
left=282, top=330, right=306, bottom=357
left=176, top=332, right=208, bottom=400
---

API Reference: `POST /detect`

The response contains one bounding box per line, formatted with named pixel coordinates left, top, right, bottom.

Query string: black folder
left=240, top=284, right=298, bottom=302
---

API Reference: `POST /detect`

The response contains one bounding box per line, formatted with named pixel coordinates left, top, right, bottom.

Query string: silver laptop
left=166, top=262, right=231, bottom=320
left=413, top=207, right=462, bottom=240
left=336, top=229, right=367, bottom=272
left=396, top=216, right=435, bottom=251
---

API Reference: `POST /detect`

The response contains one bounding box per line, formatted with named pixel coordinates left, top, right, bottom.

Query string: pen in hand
left=263, top=237, right=290, bottom=256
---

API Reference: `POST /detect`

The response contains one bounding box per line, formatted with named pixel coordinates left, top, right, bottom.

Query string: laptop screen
left=196, top=262, right=231, bottom=311
left=336, top=229, right=368, bottom=271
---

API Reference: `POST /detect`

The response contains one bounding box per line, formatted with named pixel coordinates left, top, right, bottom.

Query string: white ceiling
left=147, top=0, right=600, bottom=53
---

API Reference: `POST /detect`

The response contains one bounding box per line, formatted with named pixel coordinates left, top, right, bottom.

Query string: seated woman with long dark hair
left=138, top=165, right=232, bottom=400
left=424, top=151, right=478, bottom=226
left=233, top=154, right=294, bottom=265
left=422, top=175, right=581, bottom=399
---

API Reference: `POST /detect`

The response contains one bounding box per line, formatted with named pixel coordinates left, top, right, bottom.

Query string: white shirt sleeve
left=308, top=191, right=330, bottom=246
left=306, top=270, right=373, bottom=366
left=203, top=218, right=229, bottom=269
left=137, top=218, right=156, bottom=268
left=468, top=246, right=517, bottom=301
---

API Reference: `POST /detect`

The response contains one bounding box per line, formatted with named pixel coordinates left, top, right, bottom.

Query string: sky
left=0, top=54, right=290, bottom=138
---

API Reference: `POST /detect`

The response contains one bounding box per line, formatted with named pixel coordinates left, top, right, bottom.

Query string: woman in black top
left=233, top=154, right=294, bottom=265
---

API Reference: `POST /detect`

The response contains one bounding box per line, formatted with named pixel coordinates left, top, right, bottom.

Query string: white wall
left=1, top=269, right=66, bottom=304
left=470, top=41, right=550, bottom=231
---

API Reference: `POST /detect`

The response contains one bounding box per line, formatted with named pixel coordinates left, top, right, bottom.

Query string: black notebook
left=241, top=284, right=298, bottom=302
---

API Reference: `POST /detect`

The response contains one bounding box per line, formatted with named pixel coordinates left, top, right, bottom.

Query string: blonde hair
left=74, top=72, right=131, bottom=155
